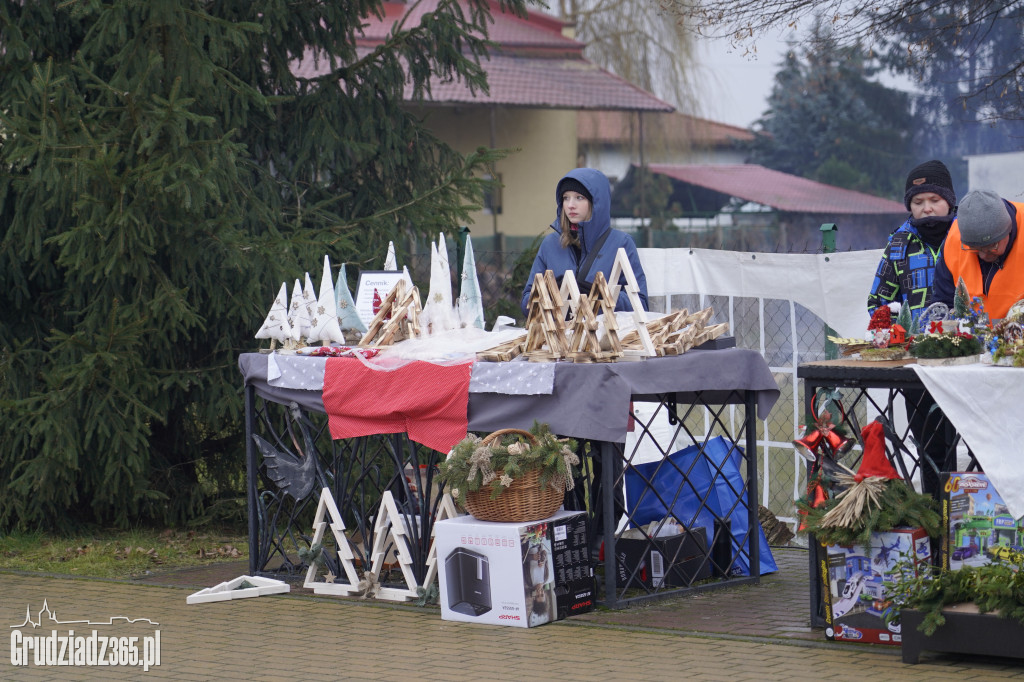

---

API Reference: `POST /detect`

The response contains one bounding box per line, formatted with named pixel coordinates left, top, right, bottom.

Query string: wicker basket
left=462, top=428, right=565, bottom=523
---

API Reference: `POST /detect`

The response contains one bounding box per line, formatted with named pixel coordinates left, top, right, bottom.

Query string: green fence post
left=820, top=223, right=839, bottom=360
left=456, top=226, right=469, bottom=282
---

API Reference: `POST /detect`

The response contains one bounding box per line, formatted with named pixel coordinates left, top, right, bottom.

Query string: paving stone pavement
left=3, top=547, right=1023, bottom=680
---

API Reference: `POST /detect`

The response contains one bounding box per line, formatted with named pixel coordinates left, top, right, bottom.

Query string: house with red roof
left=613, top=163, right=907, bottom=251
left=293, top=0, right=672, bottom=246
left=577, top=111, right=755, bottom=184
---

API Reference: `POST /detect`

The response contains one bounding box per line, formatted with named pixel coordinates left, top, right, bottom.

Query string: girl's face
left=562, top=191, right=592, bottom=224
left=910, top=192, right=951, bottom=220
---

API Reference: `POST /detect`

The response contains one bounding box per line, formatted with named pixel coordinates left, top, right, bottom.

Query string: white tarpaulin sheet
left=912, top=364, right=1024, bottom=520
left=638, top=248, right=883, bottom=340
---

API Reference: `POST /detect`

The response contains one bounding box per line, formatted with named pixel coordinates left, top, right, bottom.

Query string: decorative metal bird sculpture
left=251, top=402, right=322, bottom=501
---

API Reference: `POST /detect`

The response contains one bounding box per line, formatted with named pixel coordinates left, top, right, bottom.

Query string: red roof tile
left=413, top=54, right=673, bottom=110
left=647, top=164, right=906, bottom=214
left=578, top=110, right=754, bottom=146
left=293, top=0, right=672, bottom=112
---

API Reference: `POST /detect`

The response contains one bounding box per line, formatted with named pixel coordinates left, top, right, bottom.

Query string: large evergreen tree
left=878, top=3, right=1024, bottom=167
left=0, top=0, right=519, bottom=530
left=749, top=21, right=914, bottom=198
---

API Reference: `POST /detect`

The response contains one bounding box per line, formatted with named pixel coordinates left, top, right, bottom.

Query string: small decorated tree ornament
left=953, top=276, right=971, bottom=320
left=895, top=302, right=913, bottom=339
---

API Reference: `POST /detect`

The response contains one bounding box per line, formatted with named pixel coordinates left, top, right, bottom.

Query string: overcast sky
left=693, top=29, right=797, bottom=130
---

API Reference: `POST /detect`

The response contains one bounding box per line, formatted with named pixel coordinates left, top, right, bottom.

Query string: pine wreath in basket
left=439, top=421, right=581, bottom=523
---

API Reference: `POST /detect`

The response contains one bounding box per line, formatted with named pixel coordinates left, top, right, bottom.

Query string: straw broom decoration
left=817, top=461, right=890, bottom=530
left=797, top=418, right=941, bottom=547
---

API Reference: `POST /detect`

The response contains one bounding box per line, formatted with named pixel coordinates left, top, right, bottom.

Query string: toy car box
left=941, top=472, right=1024, bottom=570
left=435, top=510, right=594, bottom=628
left=820, top=527, right=931, bottom=645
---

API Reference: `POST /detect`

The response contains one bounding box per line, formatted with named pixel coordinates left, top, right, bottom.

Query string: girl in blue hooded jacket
left=520, top=168, right=649, bottom=317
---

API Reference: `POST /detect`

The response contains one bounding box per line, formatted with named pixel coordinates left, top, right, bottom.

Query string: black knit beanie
left=904, top=159, right=956, bottom=211
left=557, top=177, right=593, bottom=203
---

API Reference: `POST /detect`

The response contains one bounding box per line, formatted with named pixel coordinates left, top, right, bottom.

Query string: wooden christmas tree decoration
left=617, top=306, right=724, bottom=356
left=303, top=487, right=362, bottom=596
left=422, top=493, right=461, bottom=592
left=605, top=248, right=654, bottom=356
left=524, top=270, right=570, bottom=361
left=566, top=293, right=621, bottom=362
left=359, top=279, right=423, bottom=346
left=366, top=491, right=420, bottom=601
left=476, top=333, right=527, bottom=362
left=558, top=269, right=582, bottom=322
left=582, top=270, right=623, bottom=360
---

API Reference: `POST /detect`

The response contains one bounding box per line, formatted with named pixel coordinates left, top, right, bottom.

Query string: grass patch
left=0, top=527, right=249, bottom=579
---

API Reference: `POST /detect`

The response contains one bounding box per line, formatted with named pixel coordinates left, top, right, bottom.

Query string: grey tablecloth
left=238, top=348, right=779, bottom=444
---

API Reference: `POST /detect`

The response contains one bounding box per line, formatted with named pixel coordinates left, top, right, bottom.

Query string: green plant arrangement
left=797, top=476, right=942, bottom=548
left=884, top=551, right=1024, bottom=635
left=991, top=321, right=1024, bottom=367
left=438, top=421, right=581, bottom=507
left=908, top=331, right=983, bottom=359
left=989, top=300, right=1024, bottom=366
left=796, top=420, right=942, bottom=547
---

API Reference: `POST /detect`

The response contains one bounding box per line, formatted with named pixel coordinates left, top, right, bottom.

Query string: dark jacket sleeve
left=520, top=251, right=548, bottom=318
left=866, top=249, right=898, bottom=317
left=928, top=247, right=956, bottom=308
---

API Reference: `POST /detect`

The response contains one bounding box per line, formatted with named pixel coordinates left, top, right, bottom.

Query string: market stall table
left=240, top=347, right=780, bottom=608
left=796, top=357, right=985, bottom=628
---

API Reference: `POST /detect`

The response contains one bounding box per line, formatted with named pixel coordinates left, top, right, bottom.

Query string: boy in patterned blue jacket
left=866, top=159, right=957, bottom=495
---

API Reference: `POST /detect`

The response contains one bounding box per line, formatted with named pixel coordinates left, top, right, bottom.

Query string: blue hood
left=551, top=168, right=612, bottom=252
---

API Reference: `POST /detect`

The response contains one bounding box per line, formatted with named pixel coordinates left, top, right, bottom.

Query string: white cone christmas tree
left=457, top=234, right=485, bottom=329
left=336, top=262, right=367, bottom=334
left=384, top=240, right=397, bottom=271
left=255, top=282, right=291, bottom=344
left=287, top=278, right=309, bottom=343
left=421, top=235, right=457, bottom=334
left=308, top=255, right=345, bottom=344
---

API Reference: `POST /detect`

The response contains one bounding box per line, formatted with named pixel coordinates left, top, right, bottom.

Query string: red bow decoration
left=929, top=320, right=944, bottom=333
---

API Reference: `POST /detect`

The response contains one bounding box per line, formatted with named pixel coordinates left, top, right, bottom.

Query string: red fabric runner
left=322, top=357, right=473, bottom=452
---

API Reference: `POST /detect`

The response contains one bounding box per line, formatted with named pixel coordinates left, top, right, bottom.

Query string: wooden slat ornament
left=558, top=270, right=582, bottom=322
left=605, top=248, right=653, bottom=356
left=523, top=271, right=569, bottom=361
left=476, top=333, right=527, bottom=362
left=358, top=279, right=423, bottom=347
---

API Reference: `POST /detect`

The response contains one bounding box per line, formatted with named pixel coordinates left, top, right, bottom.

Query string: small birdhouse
left=889, top=324, right=906, bottom=345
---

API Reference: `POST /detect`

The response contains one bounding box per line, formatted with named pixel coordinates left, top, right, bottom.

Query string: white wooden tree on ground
left=303, top=487, right=362, bottom=596
left=367, top=491, right=421, bottom=601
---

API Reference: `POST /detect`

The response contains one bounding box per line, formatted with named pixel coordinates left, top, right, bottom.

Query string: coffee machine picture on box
left=444, top=548, right=491, bottom=616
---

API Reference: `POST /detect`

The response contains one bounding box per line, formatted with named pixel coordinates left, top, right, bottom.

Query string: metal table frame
left=242, top=354, right=773, bottom=609
left=797, top=359, right=979, bottom=627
